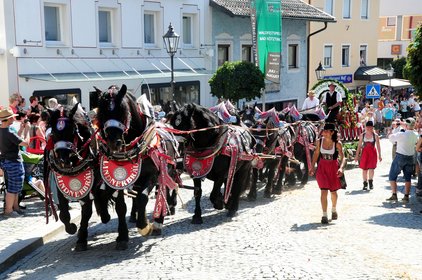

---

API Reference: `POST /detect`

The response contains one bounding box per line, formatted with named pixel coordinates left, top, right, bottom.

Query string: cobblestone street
left=1, top=138, right=422, bottom=280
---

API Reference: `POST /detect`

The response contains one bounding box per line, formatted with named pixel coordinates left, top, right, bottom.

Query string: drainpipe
left=307, top=21, right=328, bottom=92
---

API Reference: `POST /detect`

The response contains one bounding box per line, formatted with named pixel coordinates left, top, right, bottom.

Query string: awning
left=19, top=70, right=210, bottom=83
left=373, top=78, right=412, bottom=89
left=354, top=66, right=389, bottom=81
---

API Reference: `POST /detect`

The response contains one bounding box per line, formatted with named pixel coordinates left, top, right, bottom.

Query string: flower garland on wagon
left=312, top=79, right=362, bottom=142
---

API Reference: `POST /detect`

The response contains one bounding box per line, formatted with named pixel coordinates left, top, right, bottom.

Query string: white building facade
left=0, top=0, right=215, bottom=109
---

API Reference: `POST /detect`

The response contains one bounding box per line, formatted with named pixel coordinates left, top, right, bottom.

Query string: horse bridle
left=49, top=116, right=96, bottom=175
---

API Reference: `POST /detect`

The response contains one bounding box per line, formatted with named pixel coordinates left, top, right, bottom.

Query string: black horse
left=170, top=103, right=255, bottom=223
left=244, top=108, right=289, bottom=200
left=278, top=109, right=321, bottom=185
left=47, top=104, right=128, bottom=251
left=95, top=85, right=179, bottom=236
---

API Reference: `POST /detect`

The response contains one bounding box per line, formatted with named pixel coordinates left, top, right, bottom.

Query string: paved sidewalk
left=0, top=195, right=81, bottom=272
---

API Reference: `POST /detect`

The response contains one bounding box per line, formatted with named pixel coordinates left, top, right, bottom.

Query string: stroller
left=0, top=151, right=45, bottom=206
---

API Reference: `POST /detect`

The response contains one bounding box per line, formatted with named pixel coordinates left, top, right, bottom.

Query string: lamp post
left=386, top=63, right=394, bottom=96
left=315, top=61, right=326, bottom=81
left=162, top=23, right=180, bottom=102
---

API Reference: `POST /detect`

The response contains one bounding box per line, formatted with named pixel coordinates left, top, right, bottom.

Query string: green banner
left=251, top=0, right=282, bottom=83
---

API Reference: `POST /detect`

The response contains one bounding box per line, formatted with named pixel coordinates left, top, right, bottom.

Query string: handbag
left=339, top=172, right=347, bottom=189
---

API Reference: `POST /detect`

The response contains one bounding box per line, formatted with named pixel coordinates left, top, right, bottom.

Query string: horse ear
left=70, top=102, right=80, bottom=119
left=171, top=101, right=179, bottom=112
left=115, top=84, right=127, bottom=102
left=93, top=86, right=102, bottom=94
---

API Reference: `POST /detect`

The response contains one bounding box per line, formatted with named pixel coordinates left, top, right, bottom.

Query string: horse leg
left=247, top=168, right=258, bottom=201
left=264, top=159, right=277, bottom=198
left=273, top=159, right=283, bottom=195
left=300, top=152, right=310, bottom=185
left=278, top=156, right=288, bottom=187
left=97, top=187, right=111, bottom=224
left=210, top=178, right=224, bottom=210
left=167, top=188, right=177, bottom=216
left=75, top=198, right=93, bottom=251
left=114, top=190, right=128, bottom=250
left=192, top=178, right=203, bottom=224
left=136, top=186, right=153, bottom=237
left=57, top=192, right=77, bottom=235
left=227, top=165, right=250, bottom=217
left=129, top=197, right=137, bottom=223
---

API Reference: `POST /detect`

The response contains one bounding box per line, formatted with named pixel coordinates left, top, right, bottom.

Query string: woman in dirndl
left=309, top=123, right=346, bottom=224
left=354, top=121, right=382, bottom=191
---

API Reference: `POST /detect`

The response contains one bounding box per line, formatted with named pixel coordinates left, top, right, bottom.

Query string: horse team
left=44, top=84, right=321, bottom=251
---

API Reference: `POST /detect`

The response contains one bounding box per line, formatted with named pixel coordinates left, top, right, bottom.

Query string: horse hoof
left=272, top=189, right=282, bottom=195
left=66, top=223, right=77, bottom=235
left=101, top=214, right=111, bottom=224
left=247, top=195, right=257, bottom=202
left=211, top=199, right=224, bottom=210
left=74, top=242, right=88, bottom=252
left=191, top=216, right=203, bottom=224
left=128, top=215, right=137, bottom=223
left=151, top=228, right=162, bottom=236
left=138, top=223, right=153, bottom=237
left=115, top=241, right=128, bottom=251
left=227, top=210, right=237, bottom=218
left=170, top=207, right=176, bottom=216
left=300, top=181, right=308, bottom=185
left=264, top=192, right=272, bottom=198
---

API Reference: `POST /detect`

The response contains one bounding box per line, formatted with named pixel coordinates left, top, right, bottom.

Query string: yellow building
left=308, top=0, right=385, bottom=93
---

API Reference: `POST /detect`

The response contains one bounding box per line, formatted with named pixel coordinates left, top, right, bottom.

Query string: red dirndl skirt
left=359, top=142, right=377, bottom=170
left=316, top=158, right=341, bottom=192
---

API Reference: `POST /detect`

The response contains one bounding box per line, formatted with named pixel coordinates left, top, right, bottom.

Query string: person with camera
left=0, top=108, right=29, bottom=217
left=387, top=117, right=419, bottom=203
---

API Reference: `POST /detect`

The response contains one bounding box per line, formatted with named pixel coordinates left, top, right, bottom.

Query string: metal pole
left=171, top=53, right=175, bottom=101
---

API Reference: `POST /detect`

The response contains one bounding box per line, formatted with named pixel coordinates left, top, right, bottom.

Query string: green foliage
left=404, top=23, right=422, bottom=96
left=391, top=57, right=406, bottom=79
left=208, top=61, right=265, bottom=102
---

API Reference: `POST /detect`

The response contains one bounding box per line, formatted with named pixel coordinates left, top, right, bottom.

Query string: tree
left=209, top=61, right=265, bottom=103
left=404, top=23, right=422, bottom=95
left=391, top=57, right=406, bottom=79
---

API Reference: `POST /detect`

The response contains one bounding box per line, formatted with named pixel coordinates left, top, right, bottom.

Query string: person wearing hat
left=301, top=90, right=320, bottom=111
left=354, top=121, right=382, bottom=190
left=0, top=108, right=29, bottom=217
left=387, top=117, right=418, bottom=202
left=321, top=83, right=342, bottom=123
left=309, top=123, right=346, bottom=224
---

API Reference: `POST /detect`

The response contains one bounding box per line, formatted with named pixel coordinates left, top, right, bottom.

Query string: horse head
left=170, top=103, right=222, bottom=149
left=49, top=103, right=91, bottom=169
left=96, top=84, right=145, bottom=153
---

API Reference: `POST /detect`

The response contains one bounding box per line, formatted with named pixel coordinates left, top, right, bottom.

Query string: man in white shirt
left=302, top=90, right=320, bottom=110
left=387, top=117, right=419, bottom=202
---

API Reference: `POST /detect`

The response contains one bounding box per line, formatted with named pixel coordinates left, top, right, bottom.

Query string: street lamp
left=386, top=63, right=394, bottom=96
left=315, top=62, right=326, bottom=81
left=162, top=23, right=180, bottom=102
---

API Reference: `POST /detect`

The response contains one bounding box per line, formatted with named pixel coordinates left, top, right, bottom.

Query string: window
left=288, top=44, right=298, bottom=69
left=98, top=10, right=112, bottom=43
left=141, top=81, right=200, bottom=107
left=387, top=17, right=396, bottom=26
left=325, top=0, right=334, bottom=16
left=360, top=45, right=367, bottom=66
left=242, top=45, right=252, bottom=62
left=343, top=0, right=351, bottom=19
left=218, top=45, right=230, bottom=67
left=342, top=45, right=350, bottom=67
left=144, top=13, right=155, bottom=45
left=183, top=15, right=192, bottom=46
left=361, top=0, right=369, bottom=19
left=323, top=45, right=333, bottom=68
left=44, top=5, right=61, bottom=41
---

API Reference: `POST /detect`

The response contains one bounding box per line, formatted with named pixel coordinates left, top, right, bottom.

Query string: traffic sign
left=366, top=84, right=381, bottom=99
